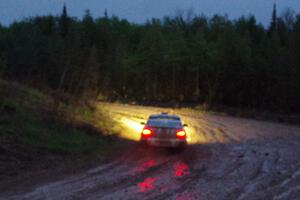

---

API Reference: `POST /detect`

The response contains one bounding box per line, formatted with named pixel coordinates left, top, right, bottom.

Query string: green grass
left=0, top=80, right=113, bottom=155
left=19, top=116, right=106, bottom=154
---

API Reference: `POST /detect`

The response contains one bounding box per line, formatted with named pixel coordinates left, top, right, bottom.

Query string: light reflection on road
left=174, top=162, right=189, bottom=177
left=131, top=159, right=157, bottom=174
left=137, top=177, right=157, bottom=192
left=135, top=156, right=190, bottom=195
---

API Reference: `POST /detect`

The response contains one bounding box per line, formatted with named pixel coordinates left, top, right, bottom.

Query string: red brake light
left=142, top=128, right=152, bottom=138
left=142, top=129, right=152, bottom=135
left=176, top=130, right=186, bottom=139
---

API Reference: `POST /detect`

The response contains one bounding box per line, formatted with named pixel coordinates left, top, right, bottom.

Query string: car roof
left=148, top=113, right=180, bottom=120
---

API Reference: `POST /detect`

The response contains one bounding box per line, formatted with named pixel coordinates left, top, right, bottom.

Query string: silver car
left=140, top=113, right=187, bottom=147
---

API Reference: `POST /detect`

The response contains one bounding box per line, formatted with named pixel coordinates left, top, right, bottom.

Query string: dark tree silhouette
left=1, top=7, right=299, bottom=113
left=269, top=3, right=278, bottom=36
left=59, top=4, right=69, bottom=38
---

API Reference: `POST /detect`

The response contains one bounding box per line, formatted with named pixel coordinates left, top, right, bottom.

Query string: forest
left=0, top=4, right=299, bottom=113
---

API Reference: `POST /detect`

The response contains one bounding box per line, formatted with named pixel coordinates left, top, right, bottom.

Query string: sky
left=0, top=0, right=300, bottom=26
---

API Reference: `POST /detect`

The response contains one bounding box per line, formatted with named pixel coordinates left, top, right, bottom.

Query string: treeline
left=0, top=5, right=299, bottom=113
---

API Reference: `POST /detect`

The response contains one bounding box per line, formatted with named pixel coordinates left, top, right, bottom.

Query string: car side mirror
left=140, top=122, right=146, bottom=125
left=183, top=124, right=188, bottom=127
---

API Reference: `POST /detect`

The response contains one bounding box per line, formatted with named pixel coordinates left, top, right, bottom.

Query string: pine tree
left=59, top=4, right=69, bottom=38
left=268, top=3, right=278, bottom=36
left=104, top=9, right=108, bottom=19
left=58, top=4, right=70, bottom=90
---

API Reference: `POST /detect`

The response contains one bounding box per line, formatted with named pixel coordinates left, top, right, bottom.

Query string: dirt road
left=2, top=103, right=300, bottom=200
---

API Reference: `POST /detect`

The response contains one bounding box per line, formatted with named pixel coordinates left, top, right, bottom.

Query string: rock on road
left=2, top=103, right=300, bottom=200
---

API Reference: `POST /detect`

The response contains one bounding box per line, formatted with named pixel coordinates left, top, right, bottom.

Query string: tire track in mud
left=83, top=147, right=207, bottom=200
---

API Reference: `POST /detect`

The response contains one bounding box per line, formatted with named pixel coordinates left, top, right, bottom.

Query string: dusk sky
left=1, top=0, right=300, bottom=26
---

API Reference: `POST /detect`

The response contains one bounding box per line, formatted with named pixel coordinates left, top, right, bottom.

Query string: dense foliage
left=0, top=5, right=299, bottom=113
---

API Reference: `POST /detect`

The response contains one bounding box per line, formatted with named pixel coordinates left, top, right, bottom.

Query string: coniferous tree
left=268, top=3, right=278, bottom=36
left=59, top=4, right=69, bottom=38
left=104, top=9, right=108, bottom=19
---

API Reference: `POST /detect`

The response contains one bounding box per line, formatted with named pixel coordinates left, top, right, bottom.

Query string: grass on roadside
left=0, top=79, right=115, bottom=156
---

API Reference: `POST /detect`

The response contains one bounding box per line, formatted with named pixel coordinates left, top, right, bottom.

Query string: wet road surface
left=2, top=103, right=300, bottom=200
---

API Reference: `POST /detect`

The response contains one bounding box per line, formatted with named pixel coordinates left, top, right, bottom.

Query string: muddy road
left=2, top=103, right=300, bottom=200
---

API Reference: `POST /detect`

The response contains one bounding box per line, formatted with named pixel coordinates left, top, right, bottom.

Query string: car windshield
left=146, top=117, right=182, bottom=128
